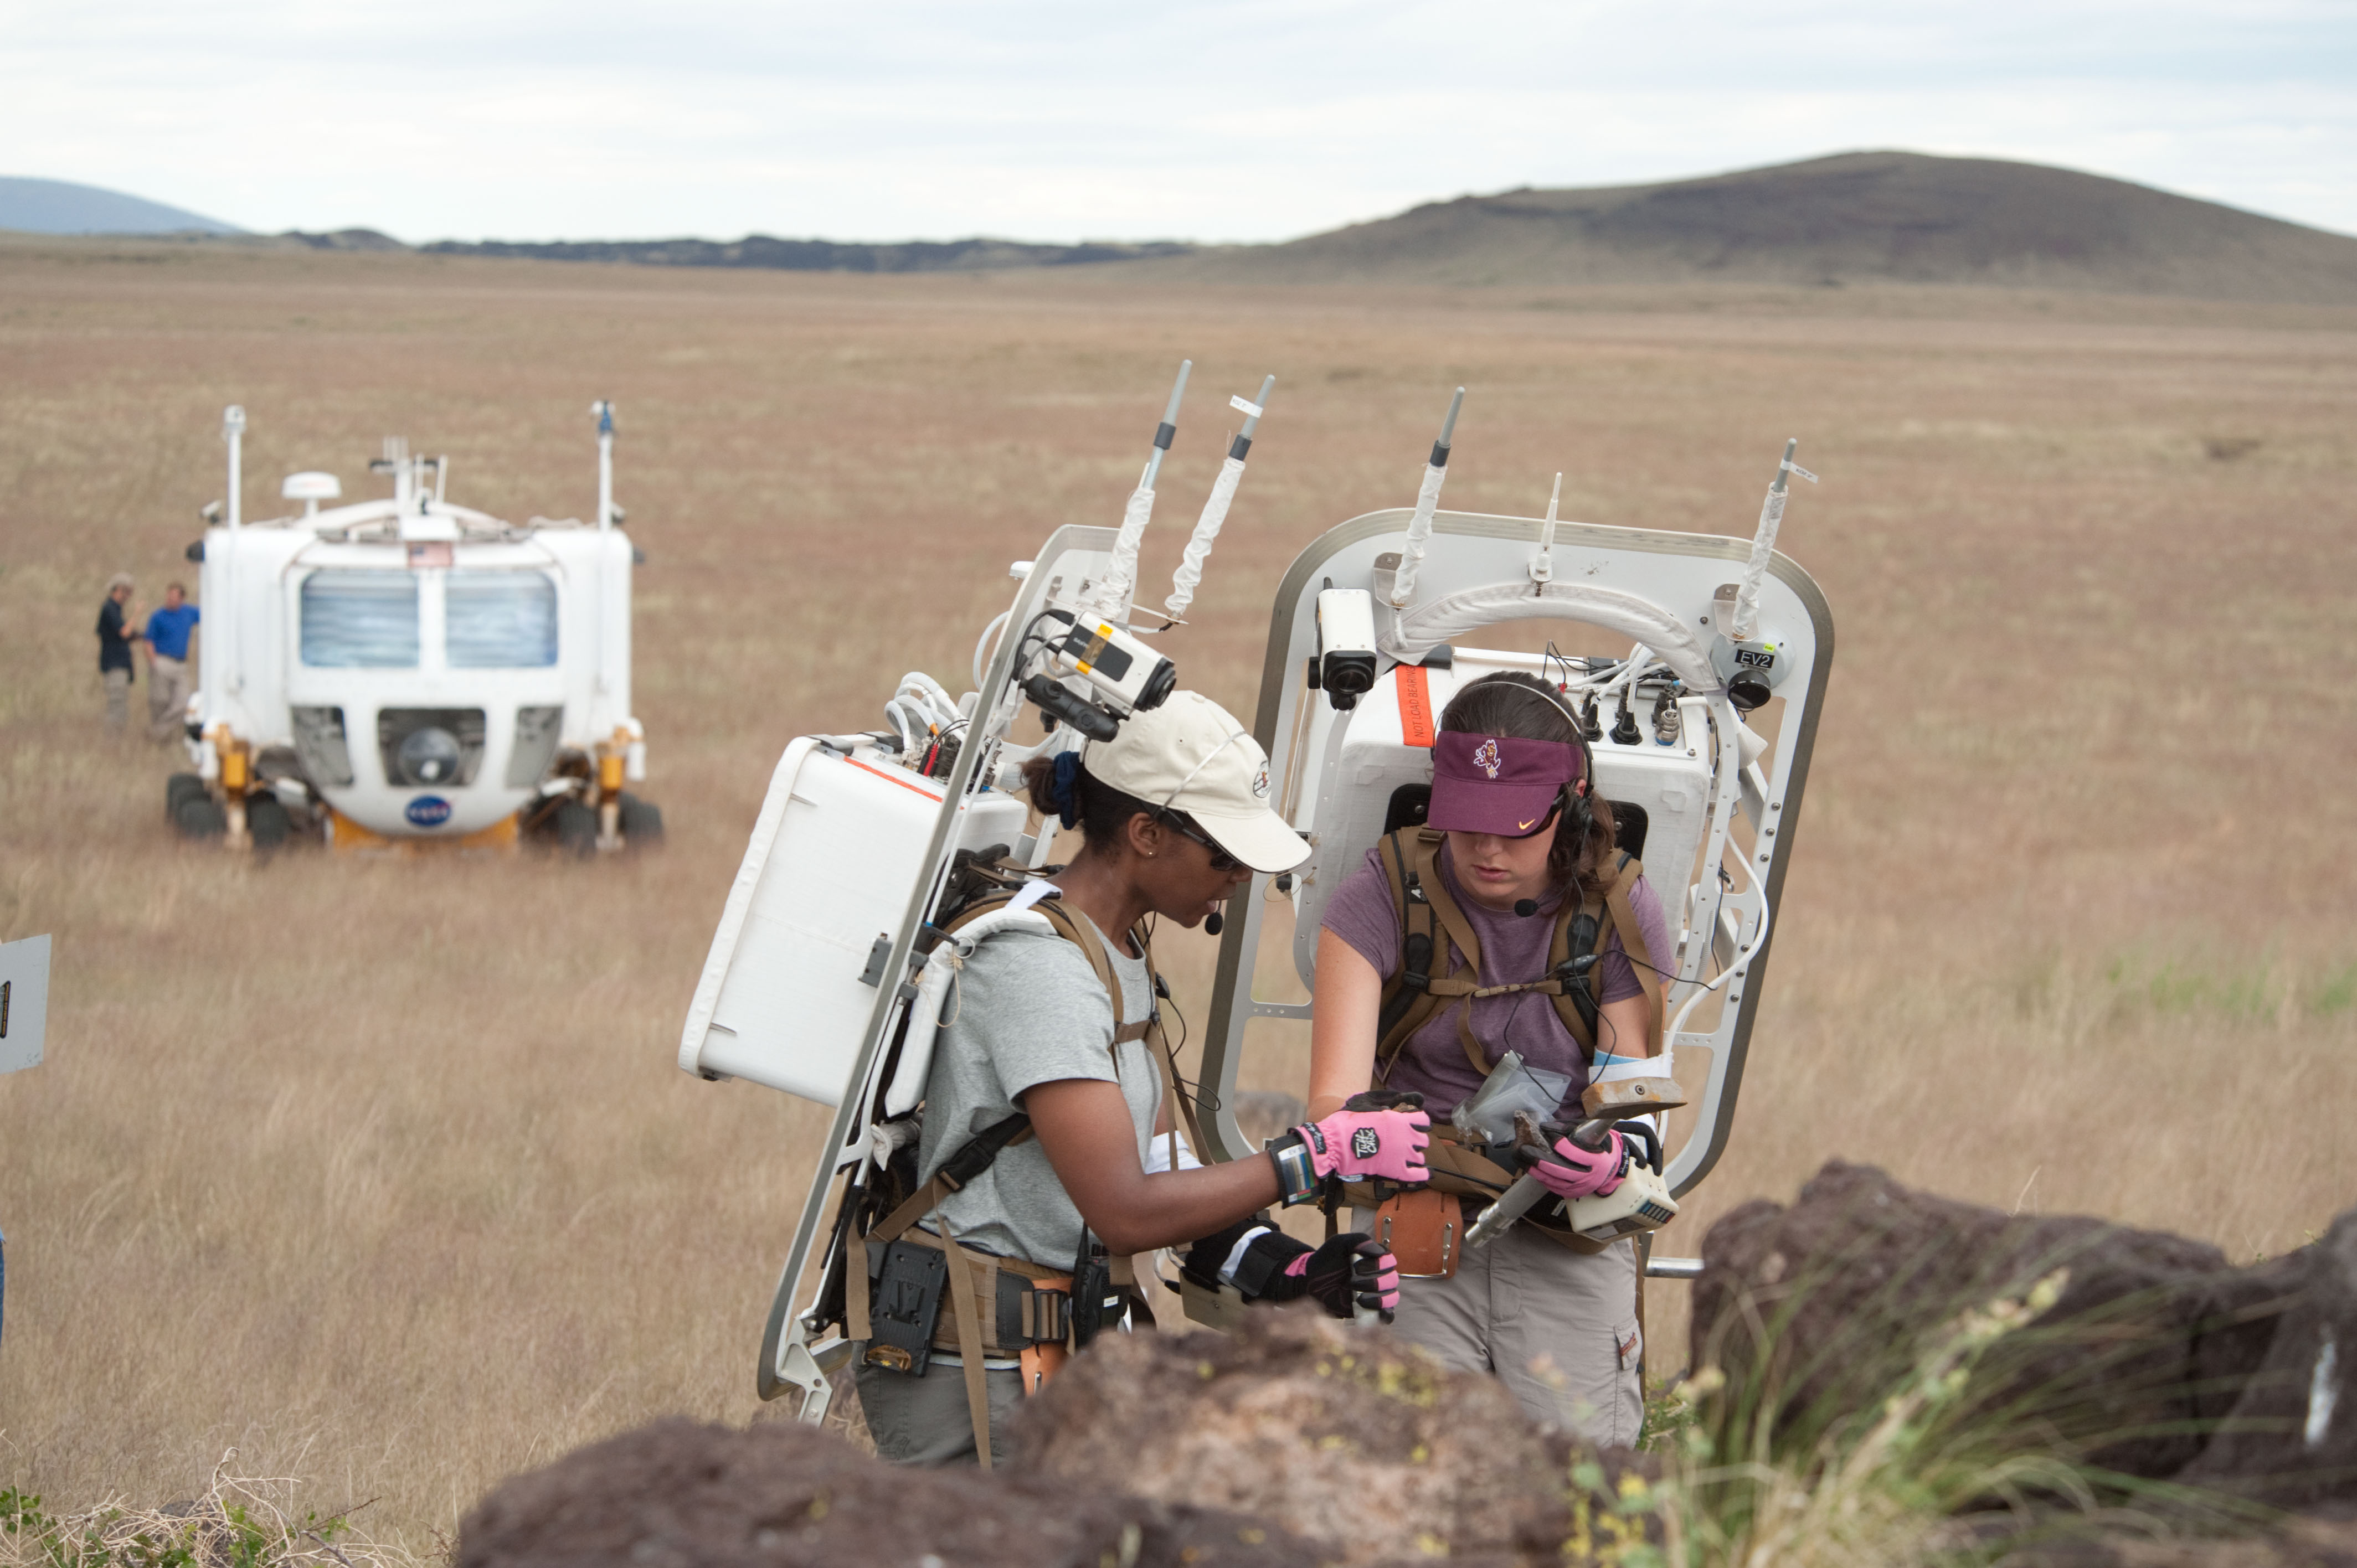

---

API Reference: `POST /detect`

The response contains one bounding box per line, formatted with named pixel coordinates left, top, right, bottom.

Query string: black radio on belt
left=1069, top=1229, right=1126, bottom=1348
left=864, top=1240, right=948, bottom=1376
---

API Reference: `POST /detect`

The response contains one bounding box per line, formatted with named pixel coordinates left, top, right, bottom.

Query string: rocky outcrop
left=2177, top=1210, right=2357, bottom=1508
left=459, top=1312, right=1645, bottom=1568
left=1691, top=1161, right=2333, bottom=1490
left=455, top=1415, right=1319, bottom=1568
left=1009, top=1308, right=1650, bottom=1564
left=460, top=1165, right=2353, bottom=1567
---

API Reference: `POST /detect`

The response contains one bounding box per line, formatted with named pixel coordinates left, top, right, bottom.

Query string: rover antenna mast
left=1387, top=386, right=1463, bottom=615
left=223, top=405, right=246, bottom=530
left=1732, top=438, right=1814, bottom=641
left=1091, top=360, right=1190, bottom=622
left=1163, top=373, right=1275, bottom=621
left=593, top=401, right=616, bottom=530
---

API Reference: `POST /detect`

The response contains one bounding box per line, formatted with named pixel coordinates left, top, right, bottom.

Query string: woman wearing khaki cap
left=852, top=690, right=1432, bottom=1468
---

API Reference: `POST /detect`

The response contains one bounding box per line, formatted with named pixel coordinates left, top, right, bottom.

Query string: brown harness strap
left=1375, top=829, right=1630, bottom=1078
left=934, top=1209, right=996, bottom=1468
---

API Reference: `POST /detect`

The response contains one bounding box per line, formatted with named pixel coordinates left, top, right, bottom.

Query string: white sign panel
left=0, top=934, right=50, bottom=1075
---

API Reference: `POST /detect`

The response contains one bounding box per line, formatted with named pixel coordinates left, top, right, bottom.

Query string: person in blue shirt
left=143, top=583, right=200, bottom=745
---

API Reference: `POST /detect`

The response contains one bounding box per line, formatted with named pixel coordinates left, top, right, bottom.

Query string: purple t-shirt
left=1321, top=843, right=1672, bottom=1121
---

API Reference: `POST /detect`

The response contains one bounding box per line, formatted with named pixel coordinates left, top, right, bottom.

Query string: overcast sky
left=7, top=0, right=2352, bottom=244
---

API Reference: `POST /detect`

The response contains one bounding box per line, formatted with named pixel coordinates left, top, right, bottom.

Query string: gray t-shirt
left=914, top=904, right=1160, bottom=1266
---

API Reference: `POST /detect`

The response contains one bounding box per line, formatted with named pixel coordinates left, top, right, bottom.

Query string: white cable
left=1164, top=455, right=1244, bottom=620
left=883, top=698, right=935, bottom=757
left=897, top=670, right=959, bottom=722
left=1664, top=845, right=1772, bottom=1047
left=971, top=610, right=1012, bottom=693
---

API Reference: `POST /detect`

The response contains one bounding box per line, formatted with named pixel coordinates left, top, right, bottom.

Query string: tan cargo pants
left=1377, top=1216, right=1645, bottom=1445
left=148, top=656, right=191, bottom=743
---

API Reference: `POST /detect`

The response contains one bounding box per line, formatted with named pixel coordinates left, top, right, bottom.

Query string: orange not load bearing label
left=1396, top=665, right=1435, bottom=747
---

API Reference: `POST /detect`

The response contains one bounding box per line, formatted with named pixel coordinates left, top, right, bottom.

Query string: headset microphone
left=1513, top=899, right=1538, bottom=917
left=1205, top=910, right=1225, bottom=936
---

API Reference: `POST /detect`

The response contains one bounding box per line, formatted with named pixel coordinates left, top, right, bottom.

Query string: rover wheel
left=619, top=793, right=665, bottom=849
left=166, top=773, right=207, bottom=818
left=174, top=795, right=228, bottom=839
left=246, top=793, right=292, bottom=850
left=553, top=800, right=598, bottom=859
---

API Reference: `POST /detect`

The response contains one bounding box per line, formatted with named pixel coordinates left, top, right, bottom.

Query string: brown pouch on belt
left=1370, top=1187, right=1461, bottom=1278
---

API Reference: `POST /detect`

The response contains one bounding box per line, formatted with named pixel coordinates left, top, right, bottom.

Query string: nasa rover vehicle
left=677, top=369, right=1833, bottom=1418
left=168, top=403, right=658, bottom=854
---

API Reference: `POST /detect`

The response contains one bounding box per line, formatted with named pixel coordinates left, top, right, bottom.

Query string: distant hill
left=1164, top=152, right=2357, bottom=303
left=416, top=234, right=1193, bottom=271
left=0, top=176, right=241, bottom=236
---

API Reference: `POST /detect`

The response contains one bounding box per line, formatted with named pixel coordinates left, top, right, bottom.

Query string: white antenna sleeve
left=1731, top=488, right=1787, bottom=641
left=1390, top=461, right=1447, bottom=610
left=1732, top=439, right=1801, bottom=642
left=1163, top=455, right=1243, bottom=618
left=1090, top=474, right=1156, bottom=621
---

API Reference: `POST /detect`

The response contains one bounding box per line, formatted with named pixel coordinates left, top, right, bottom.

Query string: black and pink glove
left=1291, top=1234, right=1401, bottom=1323
left=1185, top=1225, right=1402, bottom=1323
left=1532, top=1127, right=1628, bottom=1200
left=1267, top=1090, right=1431, bottom=1207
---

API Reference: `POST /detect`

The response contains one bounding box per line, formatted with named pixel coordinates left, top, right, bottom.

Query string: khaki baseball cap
left=1084, top=690, right=1309, bottom=874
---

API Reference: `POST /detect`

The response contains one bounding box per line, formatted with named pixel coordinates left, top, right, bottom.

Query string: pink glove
left=1267, top=1092, right=1431, bottom=1206
left=1532, top=1128, right=1627, bottom=1200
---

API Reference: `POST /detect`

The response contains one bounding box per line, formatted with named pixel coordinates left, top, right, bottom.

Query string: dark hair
left=1437, top=671, right=1617, bottom=899
left=1020, top=754, right=1160, bottom=853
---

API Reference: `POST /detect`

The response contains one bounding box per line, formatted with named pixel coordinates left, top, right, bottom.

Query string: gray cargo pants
left=1381, top=1221, right=1645, bottom=1445
left=855, top=1353, right=1027, bottom=1466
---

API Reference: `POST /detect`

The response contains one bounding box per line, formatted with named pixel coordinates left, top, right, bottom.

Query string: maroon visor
left=1428, top=731, right=1581, bottom=837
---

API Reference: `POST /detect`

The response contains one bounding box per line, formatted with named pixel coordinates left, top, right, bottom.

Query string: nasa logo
left=405, top=796, right=454, bottom=828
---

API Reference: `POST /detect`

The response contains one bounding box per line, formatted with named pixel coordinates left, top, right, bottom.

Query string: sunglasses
left=1155, top=811, right=1245, bottom=873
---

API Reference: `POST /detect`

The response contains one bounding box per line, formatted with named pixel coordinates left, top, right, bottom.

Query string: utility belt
left=856, top=1230, right=1138, bottom=1358
left=1330, top=1123, right=1611, bottom=1278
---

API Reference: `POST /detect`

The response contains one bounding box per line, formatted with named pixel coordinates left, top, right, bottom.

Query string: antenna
left=222, top=405, right=246, bottom=530
left=1092, top=361, right=1190, bottom=621
left=1387, top=387, right=1464, bottom=611
left=592, top=401, right=616, bottom=530
left=1164, top=373, right=1274, bottom=621
left=1732, top=438, right=1809, bottom=642
left=1528, top=472, right=1562, bottom=590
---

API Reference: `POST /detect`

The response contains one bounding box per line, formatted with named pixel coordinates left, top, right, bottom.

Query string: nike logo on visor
left=1517, top=818, right=1541, bottom=831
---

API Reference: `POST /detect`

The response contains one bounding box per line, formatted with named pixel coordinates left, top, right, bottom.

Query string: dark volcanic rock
left=456, top=1416, right=1318, bottom=1568
left=1007, top=1308, right=1651, bottom=1565
left=2179, top=1211, right=2357, bottom=1507
left=1692, top=1161, right=2304, bottom=1481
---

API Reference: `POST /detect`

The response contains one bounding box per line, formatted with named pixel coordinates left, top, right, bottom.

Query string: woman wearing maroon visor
left=1308, top=671, right=1671, bottom=1443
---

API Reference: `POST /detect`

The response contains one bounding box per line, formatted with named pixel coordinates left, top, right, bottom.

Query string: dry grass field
left=2, top=236, right=2354, bottom=1551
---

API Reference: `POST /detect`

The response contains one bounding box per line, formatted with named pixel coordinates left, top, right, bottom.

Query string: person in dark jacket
left=96, top=574, right=142, bottom=735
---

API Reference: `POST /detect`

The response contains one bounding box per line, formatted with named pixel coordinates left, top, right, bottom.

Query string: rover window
left=447, top=571, right=558, bottom=668
left=300, top=571, right=419, bottom=668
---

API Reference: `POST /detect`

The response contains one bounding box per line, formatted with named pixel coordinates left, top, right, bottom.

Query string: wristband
left=1265, top=1128, right=1323, bottom=1207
